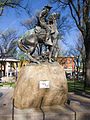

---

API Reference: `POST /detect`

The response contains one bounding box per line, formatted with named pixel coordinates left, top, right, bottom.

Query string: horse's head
left=48, top=12, right=59, bottom=37
left=48, top=12, right=60, bottom=24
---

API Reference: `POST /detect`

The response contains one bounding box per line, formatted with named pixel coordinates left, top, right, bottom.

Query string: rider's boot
left=45, top=36, right=53, bottom=46
left=46, top=38, right=53, bottom=46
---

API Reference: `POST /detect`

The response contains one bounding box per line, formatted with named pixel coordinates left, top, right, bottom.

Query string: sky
left=0, top=0, right=49, bottom=33
left=0, top=0, right=81, bottom=56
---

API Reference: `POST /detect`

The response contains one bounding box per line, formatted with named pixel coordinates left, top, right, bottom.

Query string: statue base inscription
left=13, top=62, right=68, bottom=109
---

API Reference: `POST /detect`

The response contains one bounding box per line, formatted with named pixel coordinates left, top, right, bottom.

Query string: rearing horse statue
left=18, top=13, right=60, bottom=64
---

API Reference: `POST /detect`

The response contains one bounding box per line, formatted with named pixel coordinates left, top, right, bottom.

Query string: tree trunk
left=84, top=21, right=90, bottom=87
left=76, top=56, right=79, bottom=81
left=84, top=36, right=90, bottom=87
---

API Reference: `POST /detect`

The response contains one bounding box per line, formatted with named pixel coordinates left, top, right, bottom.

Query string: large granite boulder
left=13, top=62, right=68, bottom=109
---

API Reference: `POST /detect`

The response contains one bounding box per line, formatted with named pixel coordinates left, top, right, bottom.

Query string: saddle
left=34, top=26, right=46, bottom=41
left=35, top=26, right=55, bottom=35
left=34, top=26, right=54, bottom=45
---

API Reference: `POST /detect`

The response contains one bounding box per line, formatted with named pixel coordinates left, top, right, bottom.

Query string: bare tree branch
left=0, top=0, right=32, bottom=16
left=69, top=3, right=84, bottom=34
left=0, top=29, right=18, bottom=58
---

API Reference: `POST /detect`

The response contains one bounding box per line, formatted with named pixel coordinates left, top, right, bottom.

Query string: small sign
left=39, top=80, right=50, bottom=88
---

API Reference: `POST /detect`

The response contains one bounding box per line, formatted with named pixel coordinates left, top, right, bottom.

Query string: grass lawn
left=67, top=80, right=90, bottom=93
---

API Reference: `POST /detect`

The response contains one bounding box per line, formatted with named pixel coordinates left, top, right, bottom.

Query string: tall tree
left=50, top=0, right=90, bottom=86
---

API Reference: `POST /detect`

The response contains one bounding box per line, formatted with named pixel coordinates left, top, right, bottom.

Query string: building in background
left=57, top=57, right=75, bottom=77
left=0, top=58, right=20, bottom=82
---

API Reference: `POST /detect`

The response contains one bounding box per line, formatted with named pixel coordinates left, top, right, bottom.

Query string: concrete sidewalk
left=0, top=87, right=90, bottom=120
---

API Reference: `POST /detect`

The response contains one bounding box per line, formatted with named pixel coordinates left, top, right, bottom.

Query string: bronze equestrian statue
left=18, top=6, right=60, bottom=64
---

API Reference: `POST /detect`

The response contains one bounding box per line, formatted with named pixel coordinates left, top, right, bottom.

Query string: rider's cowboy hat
left=44, top=5, right=52, bottom=9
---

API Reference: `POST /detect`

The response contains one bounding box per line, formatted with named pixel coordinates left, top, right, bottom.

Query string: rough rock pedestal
left=13, top=62, right=68, bottom=109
